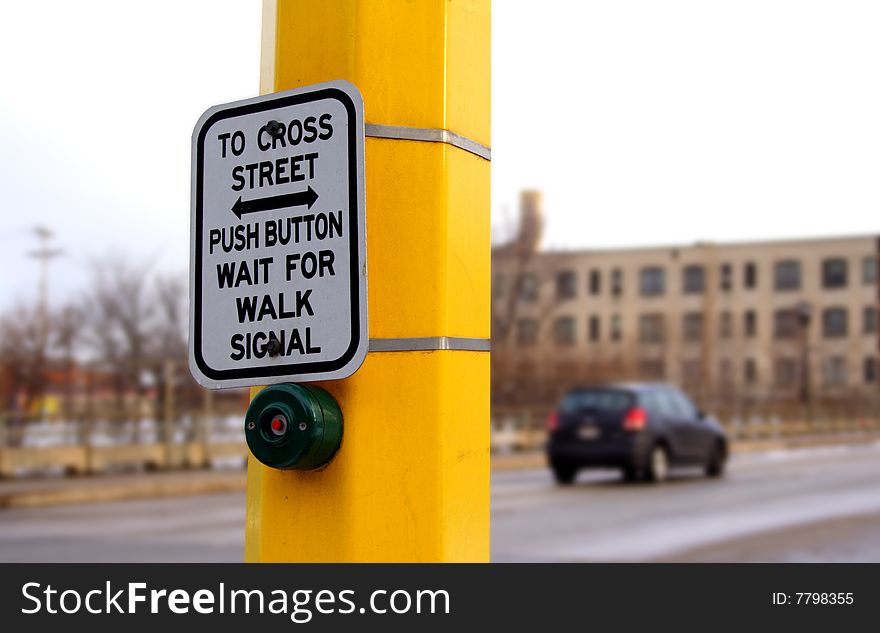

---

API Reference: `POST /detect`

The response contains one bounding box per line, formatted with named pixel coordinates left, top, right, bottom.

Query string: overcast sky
left=1, top=1, right=878, bottom=309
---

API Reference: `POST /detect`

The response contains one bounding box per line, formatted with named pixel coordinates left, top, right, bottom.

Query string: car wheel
left=705, top=441, right=727, bottom=478
left=646, top=445, right=669, bottom=483
left=552, top=465, right=577, bottom=485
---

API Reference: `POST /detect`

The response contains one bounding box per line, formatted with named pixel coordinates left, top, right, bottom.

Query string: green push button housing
left=244, top=383, right=343, bottom=470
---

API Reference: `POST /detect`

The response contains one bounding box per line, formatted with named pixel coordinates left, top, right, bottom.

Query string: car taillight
left=622, top=407, right=647, bottom=431
left=546, top=410, right=559, bottom=432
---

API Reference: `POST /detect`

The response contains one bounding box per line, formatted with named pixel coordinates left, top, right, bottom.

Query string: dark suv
left=546, top=383, right=727, bottom=484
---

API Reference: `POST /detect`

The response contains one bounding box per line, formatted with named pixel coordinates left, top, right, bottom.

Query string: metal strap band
left=365, top=124, right=491, bottom=161
left=369, top=337, right=491, bottom=353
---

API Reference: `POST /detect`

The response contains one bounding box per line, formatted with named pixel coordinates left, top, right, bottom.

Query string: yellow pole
left=245, top=0, right=490, bottom=562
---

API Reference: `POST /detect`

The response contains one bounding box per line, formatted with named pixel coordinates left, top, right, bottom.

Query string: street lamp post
left=27, top=226, right=63, bottom=419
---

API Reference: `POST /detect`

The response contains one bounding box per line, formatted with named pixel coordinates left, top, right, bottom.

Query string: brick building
left=492, top=192, right=879, bottom=413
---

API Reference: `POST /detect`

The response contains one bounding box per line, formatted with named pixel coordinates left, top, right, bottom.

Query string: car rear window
left=559, top=389, right=634, bottom=414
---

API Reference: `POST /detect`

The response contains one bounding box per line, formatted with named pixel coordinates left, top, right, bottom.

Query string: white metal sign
left=189, top=81, right=367, bottom=389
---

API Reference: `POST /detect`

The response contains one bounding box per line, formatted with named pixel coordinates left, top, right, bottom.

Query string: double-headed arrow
left=231, top=186, right=319, bottom=220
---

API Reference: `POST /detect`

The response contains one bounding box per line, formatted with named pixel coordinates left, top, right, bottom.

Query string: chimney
left=517, top=190, right=544, bottom=255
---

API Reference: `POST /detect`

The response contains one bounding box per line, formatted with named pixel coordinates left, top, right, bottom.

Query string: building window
left=588, top=315, right=601, bottom=342
left=822, top=307, right=848, bottom=338
left=864, top=256, right=877, bottom=285
left=682, top=312, right=703, bottom=342
left=865, top=357, right=878, bottom=384
left=774, top=357, right=798, bottom=387
left=638, top=358, right=666, bottom=379
left=611, top=268, right=623, bottom=297
left=553, top=316, right=576, bottom=346
left=865, top=306, right=877, bottom=335
left=744, top=358, right=757, bottom=385
left=556, top=270, right=577, bottom=300
left=518, top=272, right=538, bottom=302
left=744, top=310, right=757, bottom=338
left=822, top=258, right=848, bottom=289
left=516, top=319, right=538, bottom=346
left=639, top=313, right=665, bottom=343
left=774, top=309, right=799, bottom=340
left=640, top=267, right=666, bottom=297
left=610, top=314, right=622, bottom=341
left=683, top=265, right=705, bottom=294
left=720, top=263, right=733, bottom=292
left=744, top=262, right=758, bottom=289
left=720, top=311, right=733, bottom=338
left=823, top=356, right=848, bottom=386
left=774, top=260, right=801, bottom=291
left=589, top=269, right=601, bottom=296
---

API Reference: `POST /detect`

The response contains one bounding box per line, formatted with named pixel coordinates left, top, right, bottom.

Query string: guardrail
left=0, top=416, right=246, bottom=478
left=3, top=409, right=879, bottom=477
left=489, top=407, right=880, bottom=453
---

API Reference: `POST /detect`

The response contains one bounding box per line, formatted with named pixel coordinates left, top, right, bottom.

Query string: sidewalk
left=3, top=431, right=880, bottom=509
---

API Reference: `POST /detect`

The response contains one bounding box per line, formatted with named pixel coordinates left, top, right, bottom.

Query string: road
left=492, top=441, right=880, bottom=562
left=2, top=442, right=880, bottom=562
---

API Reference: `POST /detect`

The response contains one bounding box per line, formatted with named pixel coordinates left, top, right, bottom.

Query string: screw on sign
left=189, top=81, right=367, bottom=390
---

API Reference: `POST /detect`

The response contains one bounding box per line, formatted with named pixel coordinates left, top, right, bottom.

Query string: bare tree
left=490, top=192, right=643, bottom=413
left=151, top=273, right=187, bottom=360
left=52, top=303, right=83, bottom=422
left=0, top=303, right=48, bottom=440
left=148, top=272, right=191, bottom=435
left=491, top=212, right=596, bottom=408
left=1, top=252, right=205, bottom=447
left=81, top=256, right=155, bottom=429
